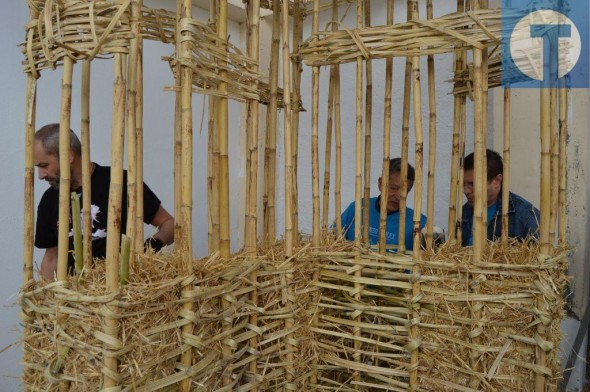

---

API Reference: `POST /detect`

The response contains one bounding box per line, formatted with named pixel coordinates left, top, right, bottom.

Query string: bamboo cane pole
left=549, top=87, right=558, bottom=243
left=425, top=0, right=436, bottom=251
left=362, top=0, right=372, bottom=244
left=174, top=0, right=182, bottom=245
left=245, top=0, right=260, bottom=256
left=22, top=15, right=38, bottom=387
left=456, top=91, right=467, bottom=241
left=218, top=0, right=230, bottom=258
left=57, top=57, right=74, bottom=283
left=263, top=0, right=279, bottom=245
left=208, top=92, right=220, bottom=252
left=135, top=0, right=144, bottom=253
left=537, top=83, right=552, bottom=392
left=208, top=0, right=220, bottom=253
left=352, top=0, right=364, bottom=384
left=481, top=41, right=489, bottom=230
left=282, top=1, right=296, bottom=385
left=23, top=72, right=37, bottom=284
left=322, top=65, right=335, bottom=231
left=81, top=60, right=92, bottom=269
left=558, top=88, right=568, bottom=244
left=282, top=0, right=294, bottom=257
left=178, top=0, right=195, bottom=389
left=333, top=12, right=343, bottom=236
left=120, top=234, right=131, bottom=285
left=398, top=2, right=413, bottom=253
left=472, top=49, right=485, bottom=262
left=354, top=0, right=364, bottom=247
left=311, top=0, right=321, bottom=248
left=125, top=0, right=141, bottom=254
left=103, top=52, right=125, bottom=390
left=469, top=47, right=485, bottom=390
left=448, top=91, right=461, bottom=241
left=501, top=88, right=511, bottom=244
left=291, top=0, right=302, bottom=247
left=71, top=192, right=83, bottom=274
left=408, top=2, right=424, bottom=388
left=453, top=0, right=467, bottom=243
left=379, top=0, right=394, bottom=255
left=246, top=1, right=260, bottom=385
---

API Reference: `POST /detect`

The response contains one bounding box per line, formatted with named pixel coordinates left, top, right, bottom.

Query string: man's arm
left=40, top=246, right=58, bottom=280
left=149, top=206, right=174, bottom=245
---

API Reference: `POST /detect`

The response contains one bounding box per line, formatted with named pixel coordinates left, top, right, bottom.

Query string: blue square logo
left=502, top=0, right=589, bottom=88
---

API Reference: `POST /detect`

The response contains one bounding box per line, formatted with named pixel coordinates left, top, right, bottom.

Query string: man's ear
left=378, top=177, right=383, bottom=192
left=69, top=150, right=75, bottom=164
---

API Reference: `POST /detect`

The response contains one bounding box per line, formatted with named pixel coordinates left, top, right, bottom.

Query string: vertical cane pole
left=103, top=52, right=125, bottom=391
left=178, top=0, right=195, bottom=389
left=362, top=0, right=372, bottom=244
left=425, top=0, right=437, bottom=251
left=398, top=1, right=413, bottom=253
left=501, top=88, right=511, bottom=244
left=311, top=0, right=321, bottom=248
left=246, top=0, right=260, bottom=386
left=263, top=0, right=279, bottom=245
left=135, top=0, right=145, bottom=252
left=379, top=0, right=394, bottom=254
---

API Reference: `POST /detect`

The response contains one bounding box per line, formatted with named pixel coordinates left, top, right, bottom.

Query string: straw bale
left=20, top=239, right=568, bottom=391
left=417, top=240, right=569, bottom=391
left=20, top=254, right=185, bottom=390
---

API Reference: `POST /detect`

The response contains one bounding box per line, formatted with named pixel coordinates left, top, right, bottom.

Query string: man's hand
left=40, top=246, right=58, bottom=281
left=149, top=206, right=174, bottom=246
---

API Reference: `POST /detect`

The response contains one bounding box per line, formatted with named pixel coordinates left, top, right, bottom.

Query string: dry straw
left=20, top=239, right=569, bottom=391
left=299, top=10, right=502, bottom=66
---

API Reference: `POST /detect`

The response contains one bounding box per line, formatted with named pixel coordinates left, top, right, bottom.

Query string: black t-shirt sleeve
left=34, top=192, right=58, bottom=249
left=142, top=182, right=162, bottom=224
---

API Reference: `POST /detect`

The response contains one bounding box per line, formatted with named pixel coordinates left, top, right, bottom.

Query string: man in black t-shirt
left=34, top=123, right=175, bottom=280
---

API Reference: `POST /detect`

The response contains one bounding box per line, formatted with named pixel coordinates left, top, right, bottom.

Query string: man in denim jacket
left=461, top=149, right=540, bottom=246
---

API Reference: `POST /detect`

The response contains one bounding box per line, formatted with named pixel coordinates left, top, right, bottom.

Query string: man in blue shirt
left=340, top=158, right=427, bottom=251
left=461, top=149, right=540, bottom=246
